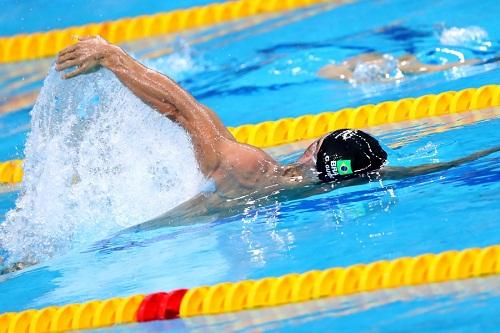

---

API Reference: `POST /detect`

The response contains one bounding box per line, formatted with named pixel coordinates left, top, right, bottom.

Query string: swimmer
left=53, top=37, right=500, bottom=228
left=2, top=36, right=499, bottom=274
left=317, top=52, right=479, bottom=82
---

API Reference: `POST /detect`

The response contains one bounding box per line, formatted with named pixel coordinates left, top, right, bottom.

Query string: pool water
left=1, top=0, right=500, bottom=331
left=0, top=0, right=221, bottom=37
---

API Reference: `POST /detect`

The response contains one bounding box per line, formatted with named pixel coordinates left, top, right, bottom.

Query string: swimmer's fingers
left=58, top=44, right=79, bottom=57
left=57, top=37, right=94, bottom=59
left=56, top=50, right=79, bottom=65
left=55, top=58, right=82, bottom=72
left=63, top=63, right=92, bottom=79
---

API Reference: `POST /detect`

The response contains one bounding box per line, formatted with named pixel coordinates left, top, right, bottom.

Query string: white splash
left=439, top=26, right=491, bottom=50
left=145, top=37, right=205, bottom=81
left=0, top=67, right=205, bottom=265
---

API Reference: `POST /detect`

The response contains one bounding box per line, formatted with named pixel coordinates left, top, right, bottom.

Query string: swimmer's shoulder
left=215, top=139, right=279, bottom=181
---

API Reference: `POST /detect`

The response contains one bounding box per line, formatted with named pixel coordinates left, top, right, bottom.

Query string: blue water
left=0, top=0, right=225, bottom=36
left=1, top=0, right=500, bottom=331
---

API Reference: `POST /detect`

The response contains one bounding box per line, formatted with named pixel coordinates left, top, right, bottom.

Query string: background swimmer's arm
left=317, top=53, right=385, bottom=80
left=317, top=64, right=352, bottom=81
left=378, top=146, right=499, bottom=180
left=398, top=54, right=479, bottom=74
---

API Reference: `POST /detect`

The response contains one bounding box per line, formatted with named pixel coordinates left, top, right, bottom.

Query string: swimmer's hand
left=56, top=36, right=119, bottom=79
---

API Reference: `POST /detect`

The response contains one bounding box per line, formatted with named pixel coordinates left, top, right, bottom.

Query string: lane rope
left=0, top=160, right=23, bottom=185
left=1, top=84, right=498, bottom=185
left=1, top=245, right=498, bottom=332
left=0, top=0, right=338, bottom=64
left=226, top=84, right=500, bottom=147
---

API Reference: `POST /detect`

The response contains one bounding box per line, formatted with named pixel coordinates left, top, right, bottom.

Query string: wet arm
left=379, top=146, right=500, bottom=180
left=398, top=54, right=479, bottom=74
left=318, top=53, right=383, bottom=80
left=56, top=37, right=234, bottom=173
left=317, top=64, right=353, bottom=81
left=101, top=44, right=233, bottom=140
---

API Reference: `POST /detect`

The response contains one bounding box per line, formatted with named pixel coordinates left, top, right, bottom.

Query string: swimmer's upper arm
left=317, top=64, right=352, bottom=81
left=398, top=54, right=480, bottom=74
left=200, top=104, right=235, bottom=140
left=98, top=44, right=239, bottom=173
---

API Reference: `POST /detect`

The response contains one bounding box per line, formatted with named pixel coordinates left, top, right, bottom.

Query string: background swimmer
left=317, top=52, right=478, bottom=83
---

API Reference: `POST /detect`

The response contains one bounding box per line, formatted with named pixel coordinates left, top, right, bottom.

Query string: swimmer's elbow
left=154, top=97, right=199, bottom=124
left=154, top=102, right=183, bottom=121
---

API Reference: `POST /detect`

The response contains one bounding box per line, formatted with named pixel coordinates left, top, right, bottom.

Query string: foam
left=145, top=36, right=208, bottom=81
left=0, top=67, right=205, bottom=265
left=351, top=54, right=404, bottom=85
left=439, top=26, right=491, bottom=50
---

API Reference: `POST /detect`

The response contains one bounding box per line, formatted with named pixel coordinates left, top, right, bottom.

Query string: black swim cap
left=315, top=129, right=387, bottom=183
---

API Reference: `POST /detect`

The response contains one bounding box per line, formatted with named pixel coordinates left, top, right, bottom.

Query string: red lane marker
left=137, top=292, right=169, bottom=322
left=158, top=289, right=188, bottom=319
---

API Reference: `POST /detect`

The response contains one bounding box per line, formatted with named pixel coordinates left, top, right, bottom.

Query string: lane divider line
left=226, top=84, right=500, bottom=147
left=1, top=84, right=498, bottom=185
left=0, top=0, right=341, bottom=64
left=0, top=160, right=23, bottom=185
left=1, top=245, right=498, bottom=332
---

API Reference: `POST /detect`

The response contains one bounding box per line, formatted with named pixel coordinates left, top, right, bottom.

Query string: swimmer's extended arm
left=317, top=64, right=353, bottom=81
left=378, top=146, right=500, bottom=180
left=398, top=55, right=479, bottom=74
left=56, top=36, right=233, bottom=174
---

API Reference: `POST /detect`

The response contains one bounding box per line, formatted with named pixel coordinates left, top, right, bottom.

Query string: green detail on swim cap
left=336, top=160, right=353, bottom=175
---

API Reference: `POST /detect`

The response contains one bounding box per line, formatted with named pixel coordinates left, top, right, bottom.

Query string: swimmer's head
left=297, top=129, right=387, bottom=183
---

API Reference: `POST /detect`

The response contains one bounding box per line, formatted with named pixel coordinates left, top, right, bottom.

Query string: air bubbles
left=351, top=54, right=404, bottom=85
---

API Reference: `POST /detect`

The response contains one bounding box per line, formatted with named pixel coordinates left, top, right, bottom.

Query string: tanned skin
left=54, top=37, right=498, bottom=228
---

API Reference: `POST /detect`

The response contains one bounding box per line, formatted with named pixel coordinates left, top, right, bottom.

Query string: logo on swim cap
left=336, top=160, right=353, bottom=176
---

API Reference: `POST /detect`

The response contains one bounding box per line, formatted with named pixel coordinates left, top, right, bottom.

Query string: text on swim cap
left=324, top=155, right=353, bottom=179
